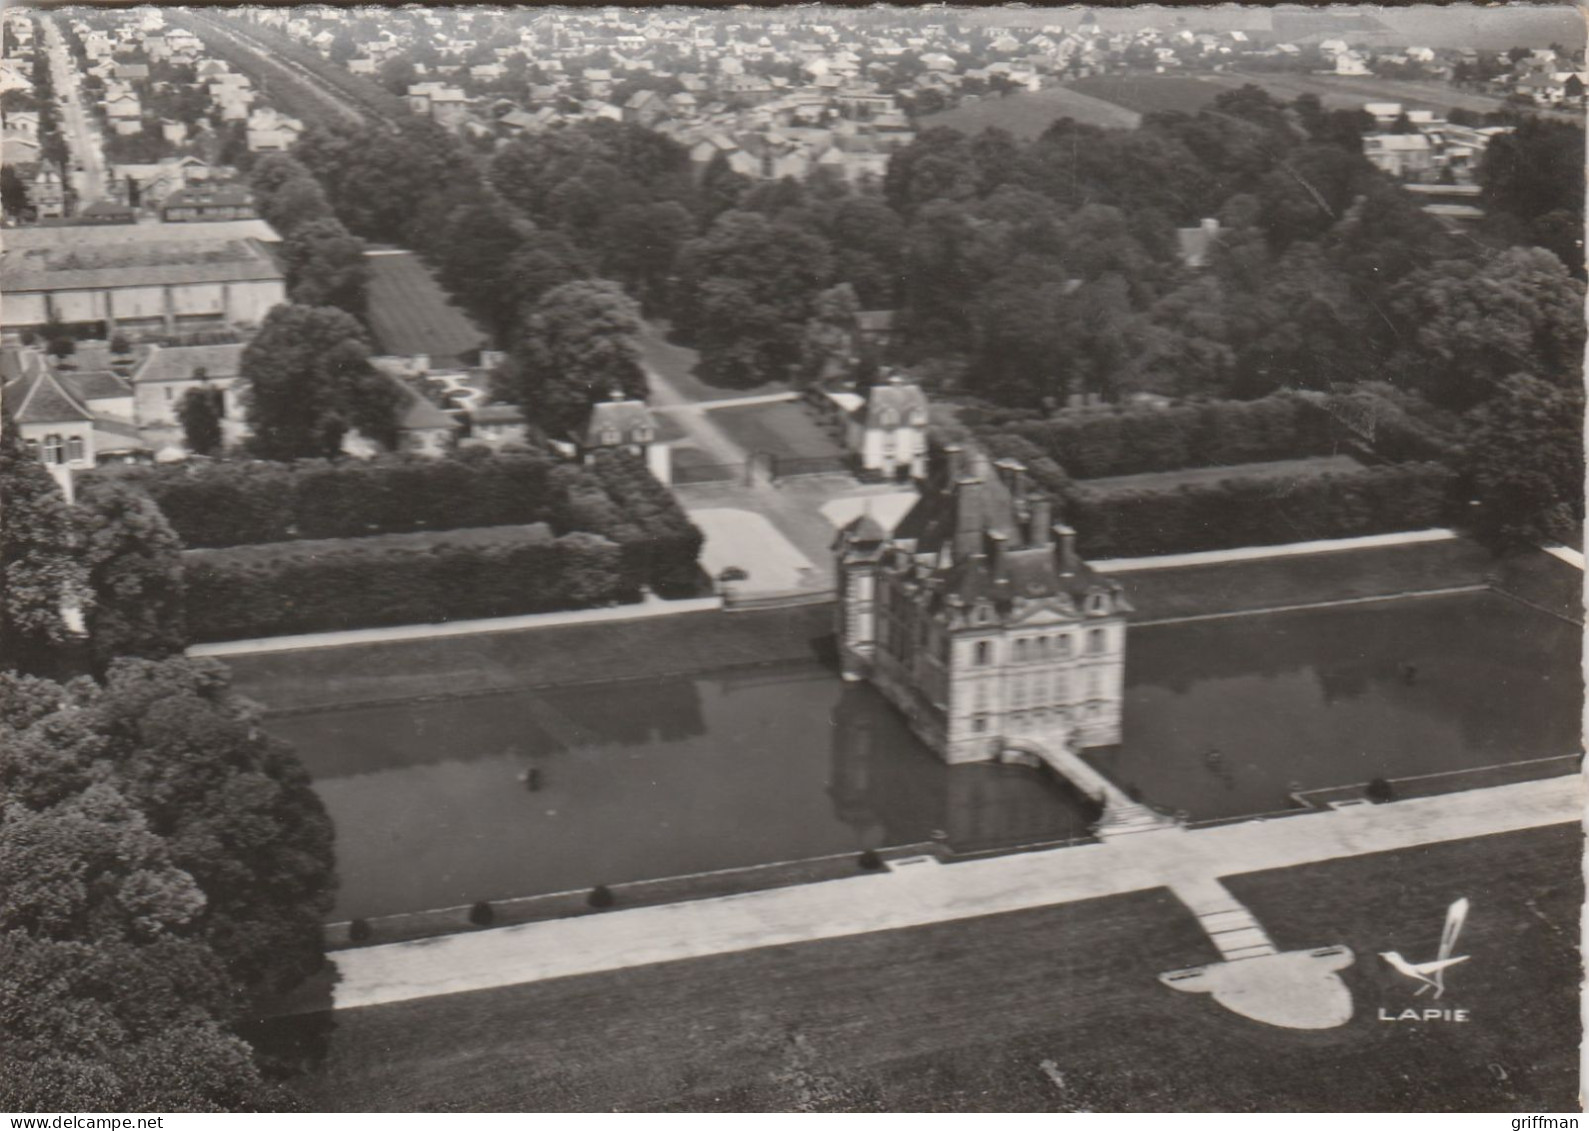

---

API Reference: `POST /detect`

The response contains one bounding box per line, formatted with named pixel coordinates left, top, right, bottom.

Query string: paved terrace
left=324, top=773, right=1582, bottom=1013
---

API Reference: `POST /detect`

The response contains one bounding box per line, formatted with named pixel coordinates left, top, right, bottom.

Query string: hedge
left=981, top=393, right=1339, bottom=480
left=1068, top=462, right=1457, bottom=560
left=92, top=451, right=563, bottom=548
left=184, top=528, right=631, bottom=642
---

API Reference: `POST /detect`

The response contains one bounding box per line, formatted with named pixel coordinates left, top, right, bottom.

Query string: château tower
left=835, top=444, right=1130, bottom=764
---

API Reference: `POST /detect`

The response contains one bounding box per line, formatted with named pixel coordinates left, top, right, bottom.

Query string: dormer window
left=633, top=426, right=653, bottom=443
left=600, top=428, right=620, bottom=446
left=42, top=434, right=64, bottom=464
left=1087, top=592, right=1109, bottom=615
left=876, top=409, right=897, bottom=428
left=908, top=410, right=926, bottom=426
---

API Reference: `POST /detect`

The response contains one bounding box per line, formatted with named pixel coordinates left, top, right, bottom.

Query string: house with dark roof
left=835, top=443, right=1130, bottom=763
left=2, top=347, right=149, bottom=497
left=363, top=249, right=489, bottom=372
left=829, top=373, right=929, bottom=480
left=575, top=391, right=671, bottom=483
left=129, top=342, right=244, bottom=426
left=1176, top=217, right=1222, bottom=268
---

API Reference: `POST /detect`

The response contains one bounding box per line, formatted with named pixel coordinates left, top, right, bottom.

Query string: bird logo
left=1380, top=897, right=1470, bottom=999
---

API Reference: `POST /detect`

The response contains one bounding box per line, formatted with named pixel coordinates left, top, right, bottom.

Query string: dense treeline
left=1069, top=462, right=1457, bottom=560
left=0, top=657, right=335, bottom=1109
left=185, top=529, right=628, bottom=642
left=969, top=392, right=1338, bottom=480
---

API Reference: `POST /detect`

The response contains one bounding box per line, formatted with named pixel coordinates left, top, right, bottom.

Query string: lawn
left=920, top=84, right=1141, bottom=139
left=1081, top=454, right=1363, bottom=494
left=222, top=604, right=836, bottom=714
left=220, top=535, right=1546, bottom=712
left=185, top=522, right=554, bottom=569
left=260, top=825, right=1579, bottom=1111
left=1069, top=74, right=1236, bottom=116
left=637, top=322, right=791, bottom=405
left=707, top=401, right=847, bottom=462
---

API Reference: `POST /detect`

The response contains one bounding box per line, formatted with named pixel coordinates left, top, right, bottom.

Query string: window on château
left=1057, top=635, right=1072, bottom=658
left=1014, top=638, right=1028, bottom=662
left=1088, top=628, right=1105, bottom=655
left=1037, top=636, right=1049, bottom=658
left=974, top=640, right=991, bottom=666
left=66, top=436, right=84, bottom=462
left=42, top=434, right=64, bottom=464
left=972, top=714, right=987, bottom=733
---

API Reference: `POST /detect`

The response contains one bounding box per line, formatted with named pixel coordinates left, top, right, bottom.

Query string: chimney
left=942, top=443, right=965, bottom=482
left=992, top=457, right=1026, bottom=501
left=1054, top=523, right=1079, bottom=573
left=1028, top=497, right=1052, bottom=548
left=987, top=528, right=1008, bottom=573
left=953, top=476, right=983, bottom=558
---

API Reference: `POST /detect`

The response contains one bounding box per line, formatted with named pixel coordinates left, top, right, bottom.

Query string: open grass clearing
left=707, top=401, right=847, bottom=461
left=258, top=826, right=1578, bottom=1111
left=920, top=84, right=1141, bottom=138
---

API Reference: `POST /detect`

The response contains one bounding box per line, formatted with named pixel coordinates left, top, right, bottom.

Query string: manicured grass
left=1118, top=535, right=1500, bottom=623
left=222, top=536, right=1533, bottom=712
left=707, top=401, right=846, bottom=461
left=223, top=604, right=836, bottom=714
left=1069, top=73, right=1234, bottom=115
left=1082, top=455, right=1362, bottom=494
left=920, top=85, right=1141, bottom=138
left=363, top=251, right=489, bottom=365
left=261, top=826, right=1578, bottom=1111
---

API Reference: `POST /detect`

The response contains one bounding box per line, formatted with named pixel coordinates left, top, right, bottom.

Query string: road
left=38, top=12, right=106, bottom=206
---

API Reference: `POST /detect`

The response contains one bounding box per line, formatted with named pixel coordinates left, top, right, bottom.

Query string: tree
left=498, top=281, right=647, bottom=437
left=239, top=305, right=402, bottom=460
left=0, top=411, right=90, bottom=676
left=279, top=216, right=369, bottom=316
left=1462, top=373, right=1585, bottom=547
left=74, top=479, right=187, bottom=670
left=248, top=154, right=333, bottom=237
left=673, top=210, right=834, bottom=386
left=1, top=163, right=32, bottom=220
left=178, top=382, right=225, bottom=457
left=1389, top=248, right=1585, bottom=409
left=798, top=283, right=860, bottom=385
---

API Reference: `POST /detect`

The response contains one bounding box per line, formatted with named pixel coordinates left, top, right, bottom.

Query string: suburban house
left=575, top=392, right=672, bottom=483
left=2, top=348, right=149, bottom=499
left=821, top=373, right=929, bottom=481
left=1176, top=217, right=1223, bottom=268
left=1363, top=133, right=1434, bottom=180
left=160, top=184, right=258, bottom=223
left=128, top=342, right=245, bottom=427
left=466, top=403, right=529, bottom=450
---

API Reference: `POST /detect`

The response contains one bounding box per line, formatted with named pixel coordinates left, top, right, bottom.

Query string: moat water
left=263, top=591, right=1581, bottom=920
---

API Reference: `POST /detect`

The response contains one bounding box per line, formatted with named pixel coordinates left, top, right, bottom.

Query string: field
left=920, top=85, right=1141, bottom=139
left=363, top=251, right=489, bottom=366
left=261, top=824, right=1580, bottom=1111
left=706, top=401, right=847, bottom=462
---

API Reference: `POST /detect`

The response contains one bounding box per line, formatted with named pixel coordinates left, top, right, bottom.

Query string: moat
left=260, top=591, right=1581, bottom=921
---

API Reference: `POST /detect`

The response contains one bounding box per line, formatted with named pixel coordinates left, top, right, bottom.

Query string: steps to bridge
left=1171, top=878, right=1278, bottom=961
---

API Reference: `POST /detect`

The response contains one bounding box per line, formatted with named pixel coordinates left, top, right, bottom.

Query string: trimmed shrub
left=587, top=885, right=615, bottom=909
left=348, top=918, right=372, bottom=943
left=983, top=392, right=1337, bottom=480
left=1068, top=462, right=1456, bottom=560
left=1365, top=778, right=1396, bottom=803
left=857, top=848, right=884, bottom=870
left=469, top=900, right=495, bottom=927
left=183, top=528, right=633, bottom=642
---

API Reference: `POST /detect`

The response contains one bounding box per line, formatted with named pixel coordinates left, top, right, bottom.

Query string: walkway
left=1093, top=529, right=1457, bottom=574
left=39, top=13, right=106, bottom=206
left=323, top=773, right=1581, bottom=1012
left=188, top=594, right=721, bottom=658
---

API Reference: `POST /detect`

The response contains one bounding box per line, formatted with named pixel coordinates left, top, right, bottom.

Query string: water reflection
left=1094, top=593, right=1581, bottom=820
left=267, top=663, right=1090, bottom=920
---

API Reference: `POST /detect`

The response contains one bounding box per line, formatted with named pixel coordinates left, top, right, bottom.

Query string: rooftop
left=364, top=250, right=488, bottom=367
left=1, top=237, right=284, bottom=293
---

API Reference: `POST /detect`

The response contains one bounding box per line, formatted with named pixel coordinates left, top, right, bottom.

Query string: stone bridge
left=1000, top=737, right=1178, bottom=839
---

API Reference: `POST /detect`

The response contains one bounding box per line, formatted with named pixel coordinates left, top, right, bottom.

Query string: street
left=38, top=12, right=106, bottom=206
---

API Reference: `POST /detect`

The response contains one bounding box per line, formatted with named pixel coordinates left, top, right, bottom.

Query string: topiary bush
left=469, top=900, right=495, bottom=926
left=587, top=885, right=615, bottom=909
left=348, top=918, right=372, bottom=943
left=1365, top=777, right=1396, bottom=803
left=858, top=848, right=884, bottom=870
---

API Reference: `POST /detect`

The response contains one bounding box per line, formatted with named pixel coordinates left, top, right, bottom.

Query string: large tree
left=0, top=410, right=90, bottom=675
left=1462, top=373, right=1585, bottom=547
left=177, top=382, right=225, bottom=457
left=0, top=656, right=334, bottom=1110
left=498, top=280, right=647, bottom=437
left=239, top=305, right=403, bottom=460
left=279, top=216, right=368, bottom=316
left=74, top=479, right=187, bottom=670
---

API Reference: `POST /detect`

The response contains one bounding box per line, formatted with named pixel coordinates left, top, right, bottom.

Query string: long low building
left=0, top=222, right=286, bottom=338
